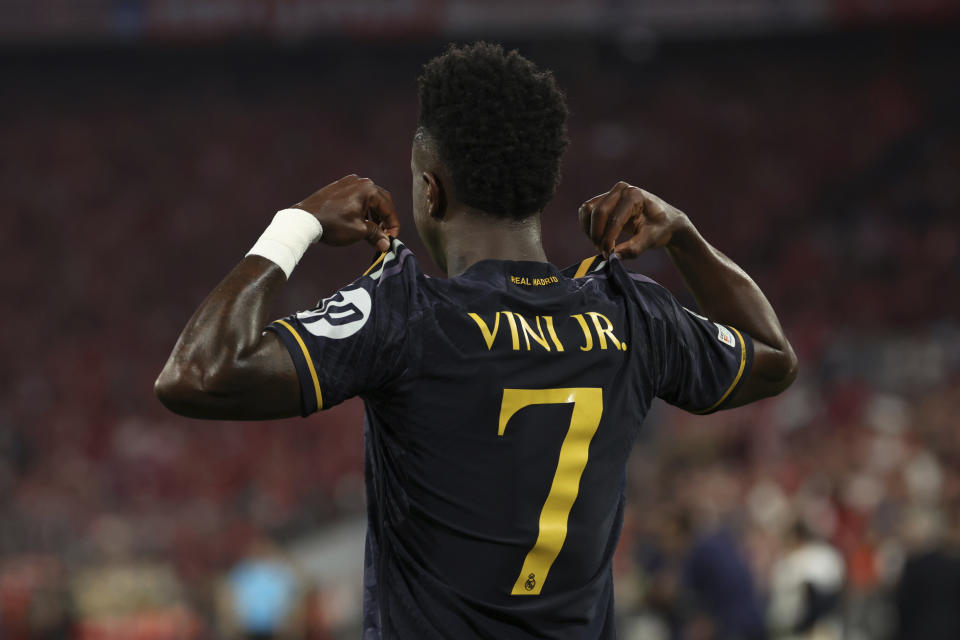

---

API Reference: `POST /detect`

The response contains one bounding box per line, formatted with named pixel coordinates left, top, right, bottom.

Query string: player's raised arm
left=579, top=181, right=797, bottom=408
left=155, top=175, right=399, bottom=420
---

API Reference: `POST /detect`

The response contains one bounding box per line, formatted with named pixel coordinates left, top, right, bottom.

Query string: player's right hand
left=578, top=182, right=692, bottom=259
left=294, top=175, right=400, bottom=253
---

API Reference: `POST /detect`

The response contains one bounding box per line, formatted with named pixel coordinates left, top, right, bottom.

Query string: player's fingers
left=589, top=189, right=625, bottom=255
left=578, top=193, right=607, bottom=237
left=580, top=182, right=630, bottom=239
left=371, top=186, right=401, bottom=238
left=578, top=203, right=592, bottom=237
left=581, top=183, right=626, bottom=210
left=362, top=219, right=391, bottom=253
left=600, top=187, right=643, bottom=256
left=613, top=221, right=655, bottom=258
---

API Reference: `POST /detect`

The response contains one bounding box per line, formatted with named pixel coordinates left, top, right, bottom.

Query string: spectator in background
left=218, top=535, right=303, bottom=640
left=895, top=503, right=960, bottom=640
left=644, top=508, right=767, bottom=640
left=71, top=515, right=200, bottom=640
left=0, top=554, right=73, bottom=640
left=767, top=521, right=845, bottom=640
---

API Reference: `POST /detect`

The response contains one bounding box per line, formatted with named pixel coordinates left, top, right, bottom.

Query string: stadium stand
left=1, top=32, right=958, bottom=639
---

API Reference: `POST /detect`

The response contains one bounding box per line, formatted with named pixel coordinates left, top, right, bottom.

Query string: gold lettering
left=517, top=314, right=551, bottom=351
left=509, top=275, right=559, bottom=286
left=468, top=312, right=501, bottom=350
left=543, top=315, right=564, bottom=352
left=502, top=311, right=521, bottom=351
left=587, top=312, right=622, bottom=350
left=571, top=314, right=593, bottom=351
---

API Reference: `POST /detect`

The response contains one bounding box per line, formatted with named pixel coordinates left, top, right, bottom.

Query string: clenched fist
left=578, top=182, right=692, bottom=259
left=295, top=174, right=401, bottom=253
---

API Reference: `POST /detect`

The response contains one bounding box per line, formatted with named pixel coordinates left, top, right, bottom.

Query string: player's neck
left=441, top=210, right=548, bottom=277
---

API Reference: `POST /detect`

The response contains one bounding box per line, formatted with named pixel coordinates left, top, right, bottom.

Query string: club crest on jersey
left=297, top=286, right=372, bottom=339
left=714, top=323, right=736, bottom=348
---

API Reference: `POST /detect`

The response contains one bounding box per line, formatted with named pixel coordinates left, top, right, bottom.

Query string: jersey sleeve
left=265, top=240, right=416, bottom=415
left=631, top=276, right=754, bottom=414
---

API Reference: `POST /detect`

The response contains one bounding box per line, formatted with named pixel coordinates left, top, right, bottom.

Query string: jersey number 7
left=498, top=388, right=604, bottom=596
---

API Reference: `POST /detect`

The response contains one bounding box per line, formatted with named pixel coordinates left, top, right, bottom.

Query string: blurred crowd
left=1, top=32, right=958, bottom=639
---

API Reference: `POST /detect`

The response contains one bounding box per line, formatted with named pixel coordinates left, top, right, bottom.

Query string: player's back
left=269, top=241, right=751, bottom=639
left=367, top=252, right=647, bottom=639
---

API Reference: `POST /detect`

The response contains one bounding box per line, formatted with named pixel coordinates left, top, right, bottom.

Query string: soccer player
left=156, top=43, right=797, bottom=639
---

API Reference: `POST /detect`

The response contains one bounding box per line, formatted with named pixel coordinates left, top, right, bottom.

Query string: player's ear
left=422, top=171, right=447, bottom=221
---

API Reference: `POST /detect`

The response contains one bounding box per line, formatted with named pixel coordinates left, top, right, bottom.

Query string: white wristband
left=246, top=208, right=323, bottom=279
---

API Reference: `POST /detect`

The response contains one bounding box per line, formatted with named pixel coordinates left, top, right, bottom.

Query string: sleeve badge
left=714, top=323, right=737, bottom=348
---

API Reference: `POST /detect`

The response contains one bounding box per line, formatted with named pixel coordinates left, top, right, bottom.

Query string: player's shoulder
left=561, top=253, right=682, bottom=317
left=561, top=253, right=664, bottom=291
left=358, top=237, right=420, bottom=285
left=560, top=254, right=608, bottom=280
left=320, top=238, right=423, bottom=318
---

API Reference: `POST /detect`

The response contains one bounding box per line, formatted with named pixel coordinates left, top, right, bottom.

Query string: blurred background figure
left=0, top=553, right=73, bottom=640
left=1, top=1, right=959, bottom=638
left=643, top=506, right=767, bottom=640
left=70, top=515, right=201, bottom=639
left=768, top=522, right=845, bottom=640
left=894, top=503, right=960, bottom=640
left=217, top=535, right=304, bottom=640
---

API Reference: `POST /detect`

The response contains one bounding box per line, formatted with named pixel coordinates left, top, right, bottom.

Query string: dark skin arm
left=155, top=175, right=400, bottom=420
left=579, top=182, right=798, bottom=407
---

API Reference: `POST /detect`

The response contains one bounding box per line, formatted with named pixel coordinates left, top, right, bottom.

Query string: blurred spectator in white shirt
left=768, top=521, right=845, bottom=640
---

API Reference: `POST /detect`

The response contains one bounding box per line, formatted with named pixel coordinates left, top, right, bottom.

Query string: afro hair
left=417, top=42, right=569, bottom=220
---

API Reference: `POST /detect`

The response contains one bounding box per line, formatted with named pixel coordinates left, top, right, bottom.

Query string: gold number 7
left=498, top=387, right=604, bottom=596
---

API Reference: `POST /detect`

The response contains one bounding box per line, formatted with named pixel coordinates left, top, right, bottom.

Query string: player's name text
left=467, top=311, right=627, bottom=353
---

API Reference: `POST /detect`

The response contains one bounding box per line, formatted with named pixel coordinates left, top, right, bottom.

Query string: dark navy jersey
left=267, top=239, right=753, bottom=640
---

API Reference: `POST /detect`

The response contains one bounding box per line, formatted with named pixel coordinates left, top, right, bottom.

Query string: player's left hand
left=578, top=182, right=692, bottom=259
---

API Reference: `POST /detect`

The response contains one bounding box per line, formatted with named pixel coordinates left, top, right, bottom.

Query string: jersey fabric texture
left=267, top=239, right=753, bottom=640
